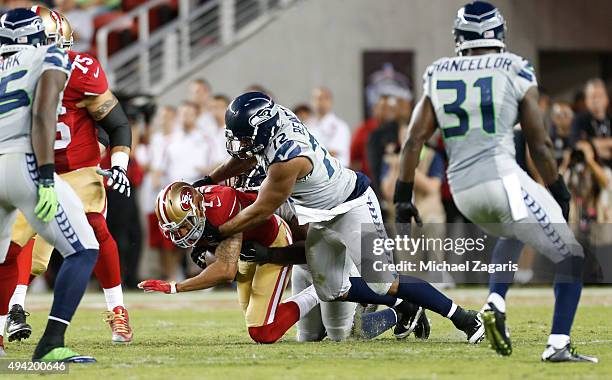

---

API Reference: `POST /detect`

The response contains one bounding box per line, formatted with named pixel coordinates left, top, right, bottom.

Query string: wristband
left=111, top=151, right=130, bottom=171
left=170, top=281, right=177, bottom=294
left=38, top=163, right=55, bottom=183
left=393, top=180, right=414, bottom=204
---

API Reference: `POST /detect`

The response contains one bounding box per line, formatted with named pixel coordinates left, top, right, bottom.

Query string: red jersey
left=55, top=51, right=109, bottom=174
left=196, top=185, right=281, bottom=247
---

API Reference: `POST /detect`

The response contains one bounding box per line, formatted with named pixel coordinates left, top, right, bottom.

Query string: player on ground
left=394, top=1, right=597, bottom=363
left=193, top=92, right=485, bottom=343
left=2, top=7, right=133, bottom=344
left=138, top=182, right=321, bottom=344
left=0, top=8, right=98, bottom=362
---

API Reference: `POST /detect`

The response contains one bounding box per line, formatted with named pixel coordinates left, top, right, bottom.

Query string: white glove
left=97, top=166, right=131, bottom=197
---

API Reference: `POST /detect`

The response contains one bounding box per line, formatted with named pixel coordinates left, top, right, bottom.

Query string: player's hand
left=239, top=241, right=270, bottom=263
left=137, top=280, right=177, bottom=294
left=97, top=166, right=131, bottom=197
left=547, top=174, right=571, bottom=221
left=190, top=247, right=208, bottom=269
left=192, top=175, right=215, bottom=189
left=395, top=201, right=423, bottom=226
left=35, top=180, right=58, bottom=223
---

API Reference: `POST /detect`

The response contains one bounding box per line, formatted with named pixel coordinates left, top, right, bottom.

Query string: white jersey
left=259, top=106, right=357, bottom=210
left=0, top=45, right=71, bottom=154
left=423, top=52, right=537, bottom=191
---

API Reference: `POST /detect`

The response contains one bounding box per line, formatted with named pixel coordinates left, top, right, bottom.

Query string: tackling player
left=0, top=8, right=99, bottom=362
left=138, top=182, right=321, bottom=344
left=1, top=6, right=133, bottom=345
left=193, top=92, right=485, bottom=344
left=394, top=1, right=597, bottom=363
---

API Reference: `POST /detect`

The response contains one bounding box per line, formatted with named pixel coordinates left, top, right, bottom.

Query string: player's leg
left=319, top=298, right=356, bottom=341
left=0, top=204, right=19, bottom=356
left=512, top=172, right=595, bottom=362
left=291, top=264, right=326, bottom=342
left=334, top=188, right=482, bottom=342
left=61, top=167, right=132, bottom=342
left=10, top=153, right=99, bottom=362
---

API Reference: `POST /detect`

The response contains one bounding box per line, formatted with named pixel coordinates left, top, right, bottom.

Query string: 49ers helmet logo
left=179, top=187, right=193, bottom=211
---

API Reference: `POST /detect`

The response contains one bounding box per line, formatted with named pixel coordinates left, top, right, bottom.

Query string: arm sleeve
left=42, top=45, right=71, bottom=76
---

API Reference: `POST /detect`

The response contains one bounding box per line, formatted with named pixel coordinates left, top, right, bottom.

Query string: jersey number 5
left=0, top=71, right=30, bottom=115
left=436, top=76, right=495, bottom=139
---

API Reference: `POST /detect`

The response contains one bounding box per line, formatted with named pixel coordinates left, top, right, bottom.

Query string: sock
left=33, top=318, right=68, bottom=359
left=360, top=308, right=398, bottom=339
left=0, top=315, right=6, bottom=334
left=551, top=256, right=583, bottom=336
left=48, top=249, right=98, bottom=322
left=547, top=333, right=570, bottom=349
left=9, top=284, right=28, bottom=310
left=16, top=240, right=33, bottom=286
left=247, top=302, right=301, bottom=344
left=88, top=213, right=122, bottom=289
left=488, top=238, right=523, bottom=297
left=486, top=292, right=506, bottom=313
left=396, top=275, right=453, bottom=316
left=283, top=285, right=319, bottom=318
left=103, top=285, right=125, bottom=311
left=345, top=277, right=398, bottom=307
left=0, top=242, right=21, bottom=315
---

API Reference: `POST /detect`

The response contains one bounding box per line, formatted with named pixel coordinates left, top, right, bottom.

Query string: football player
left=1, top=6, right=133, bottom=345
left=193, top=92, right=485, bottom=344
left=138, top=182, right=321, bottom=344
left=394, top=1, right=596, bottom=363
left=0, top=8, right=98, bottom=362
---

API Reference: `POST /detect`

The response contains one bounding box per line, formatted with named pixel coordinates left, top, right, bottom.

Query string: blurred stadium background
left=1, top=0, right=611, bottom=290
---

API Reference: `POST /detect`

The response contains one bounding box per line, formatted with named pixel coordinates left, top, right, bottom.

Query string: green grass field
left=3, top=287, right=610, bottom=380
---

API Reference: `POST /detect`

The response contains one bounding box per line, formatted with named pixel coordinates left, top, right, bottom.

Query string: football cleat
left=6, top=304, right=32, bottom=342
left=413, top=309, right=431, bottom=340
left=452, top=308, right=485, bottom=344
left=393, top=301, right=423, bottom=339
left=104, top=306, right=133, bottom=343
left=0, top=335, right=5, bottom=356
left=541, top=344, right=598, bottom=363
left=36, top=347, right=96, bottom=363
left=482, top=302, right=512, bottom=356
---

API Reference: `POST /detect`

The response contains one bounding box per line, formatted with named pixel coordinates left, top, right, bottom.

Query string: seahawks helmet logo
left=248, top=106, right=274, bottom=127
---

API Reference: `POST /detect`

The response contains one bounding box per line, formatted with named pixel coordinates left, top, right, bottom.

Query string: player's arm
left=217, top=157, right=311, bottom=237
left=138, top=233, right=242, bottom=293
left=31, top=69, right=68, bottom=222
left=394, top=95, right=437, bottom=224
left=520, top=87, right=571, bottom=218
left=240, top=240, right=307, bottom=265
left=79, top=89, right=132, bottom=196
left=195, top=156, right=257, bottom=186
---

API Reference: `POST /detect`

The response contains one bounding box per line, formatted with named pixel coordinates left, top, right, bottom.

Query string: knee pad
left=86, top=212, right=111, bottom=243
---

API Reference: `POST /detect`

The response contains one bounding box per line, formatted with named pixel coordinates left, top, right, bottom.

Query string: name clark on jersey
left=373, top=260, right=518, bottom=274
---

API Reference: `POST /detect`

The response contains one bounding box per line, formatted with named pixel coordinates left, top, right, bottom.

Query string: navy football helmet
left=453, top=1, right=506, bottom=55
left=0, top=8, right=47, bottom=55
left=225, top=92, right=280, bottom=159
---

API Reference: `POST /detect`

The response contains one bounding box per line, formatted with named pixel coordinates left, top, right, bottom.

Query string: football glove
left=35, top=179, right=58, bottom=223
left=394, top=180, right=423, bottom=226
left=190, top=246, right=208, bottom=270
left=192, top=175, right=215, bottom=188
left=547, top=174, right=571, bottom=221
left=239, top=241, right=270, bottom=263
left=97, top=166, right=131, bottom=197
left=137, top=280, right=177, bottom=294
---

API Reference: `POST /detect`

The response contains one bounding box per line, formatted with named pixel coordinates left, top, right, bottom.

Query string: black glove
left=547, top=174, right=571, bottom=221
left=394, top=180, right=423, bottom=226
left=239, top=241, right=271, bottom=263
left=190, top=246, right=207, bottom=269
left=192, top=175, right=215, bottom=188
left=202, top=220, right=222, bottom=244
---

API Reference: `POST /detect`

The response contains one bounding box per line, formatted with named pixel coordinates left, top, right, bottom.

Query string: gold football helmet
left=56, top=12, right=73, bottom=49
left=30, top=6, right=62, bottom=45
left=155, top=182, right=207, bottom=248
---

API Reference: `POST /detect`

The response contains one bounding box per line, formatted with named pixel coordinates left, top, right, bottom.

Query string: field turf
left=3, top=287, right=610, bottom=380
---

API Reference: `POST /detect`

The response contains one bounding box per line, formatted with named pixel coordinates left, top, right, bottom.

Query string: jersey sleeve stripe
left=272, top=140, right=296, bottom=163
left=517, top=69, right=533, bottom=82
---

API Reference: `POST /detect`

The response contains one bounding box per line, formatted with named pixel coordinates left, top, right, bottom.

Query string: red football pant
left=247, top=301, right=300, bottom=344
left=0, top=242, right=22, bottom=314
left=16, top=240, right=33, bottom=286
left=87, top=212, right=122, bottom=289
